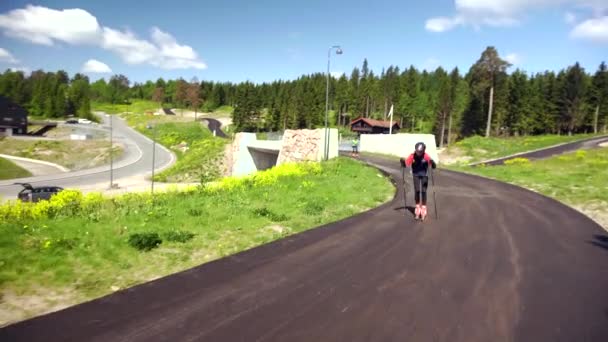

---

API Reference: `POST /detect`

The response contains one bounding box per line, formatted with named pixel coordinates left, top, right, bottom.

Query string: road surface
left=1, top=153, right=606, bottom=341
left=0, top=115, right=174, bottom=200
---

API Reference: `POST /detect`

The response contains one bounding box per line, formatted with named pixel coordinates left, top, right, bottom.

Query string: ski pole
left=401, top=165, right=406, bottom=212
left=430, top=166, right=438, bottom=220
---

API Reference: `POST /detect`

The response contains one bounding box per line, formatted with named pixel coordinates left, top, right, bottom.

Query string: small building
left=350, top=117, right=400, bottom=134
left=0, top=95, right=28, bottom=136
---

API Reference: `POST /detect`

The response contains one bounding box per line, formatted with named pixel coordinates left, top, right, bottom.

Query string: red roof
left=350, top=117, right=400, bottom=129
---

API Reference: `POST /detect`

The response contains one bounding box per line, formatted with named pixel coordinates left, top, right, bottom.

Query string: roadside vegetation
left=0, top=158, right=394, bottom=325
left=0, top=157, right=32, bottom=180
left=0, top=138, right=123, bottom=171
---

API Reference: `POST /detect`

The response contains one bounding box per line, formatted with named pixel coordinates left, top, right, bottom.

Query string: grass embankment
left=122, top=114, right=227, bottom=183
left=453, top=148, right=608, bottom=229
left=443, top=134, right=601, bottom=165
left=0, top=139, right=123, bottom=171
left=0, top=158, right=32, bottom=180
left=92, top=99, right=160, bottom=114
left=0, top=158, right=394, bottom=325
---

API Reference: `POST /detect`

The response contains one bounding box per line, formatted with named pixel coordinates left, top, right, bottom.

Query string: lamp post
left=147, top=124, right=157, bottom=196
left=325, top=45, right=343, bottom=161
left=109, top=107, right=114, bottom=189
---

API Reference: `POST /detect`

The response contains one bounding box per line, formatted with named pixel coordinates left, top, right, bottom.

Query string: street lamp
left=325, top=45, right=343, bottom=161
left=146, top=124, right=157, bottom=197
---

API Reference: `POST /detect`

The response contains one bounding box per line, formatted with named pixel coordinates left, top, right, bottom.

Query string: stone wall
left=277, top=129, right=322, bottom=164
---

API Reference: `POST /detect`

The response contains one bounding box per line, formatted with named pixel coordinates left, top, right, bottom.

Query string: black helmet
left=415, top=142, right=426, bottom=153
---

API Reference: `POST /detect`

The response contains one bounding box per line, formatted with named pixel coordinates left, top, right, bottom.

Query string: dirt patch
left=0, top=287, right=79, bottom=327
left=571, top=202, right=608, bottom=232
left=438, top=146, right=473, bottom=165
left=266, top=225, right=291, bottom=234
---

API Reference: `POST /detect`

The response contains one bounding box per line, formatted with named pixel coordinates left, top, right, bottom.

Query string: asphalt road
left=200, top=118, right=228, bottom=138
left=0, top=115, right=174, bottom=199
left=2, top=153, right=606, bottom=341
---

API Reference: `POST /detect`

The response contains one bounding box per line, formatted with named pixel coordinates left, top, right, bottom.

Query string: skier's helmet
left=415, top=142, right=426, bottom=156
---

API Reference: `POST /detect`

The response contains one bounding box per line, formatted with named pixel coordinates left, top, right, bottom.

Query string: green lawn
left=454, top=148, right=608, bottom=229
left=0, top=158, right=394, bottom=324
left=0, top=157, right=32, bottom=180
left=446, top=134, right=601, bottom=164
left=122, top=113, right=227, bottom=183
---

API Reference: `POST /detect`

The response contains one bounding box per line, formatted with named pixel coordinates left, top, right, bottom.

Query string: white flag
left=388, top=104, right=394, bottom=134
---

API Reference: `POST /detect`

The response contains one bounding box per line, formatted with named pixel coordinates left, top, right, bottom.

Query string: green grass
left=453, top=148, right=608, bottom=204
left=122, top=114, right=227, bottom=182
left=0, top=158, right=393, bottom=324
left=0, top=157, right=32, bottom=180
left=448, top=134, right=601, bottom=164
left=92, top=99, right=160, bottom=114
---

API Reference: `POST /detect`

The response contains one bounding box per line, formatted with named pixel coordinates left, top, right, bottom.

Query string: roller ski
left=414, top=205, right=428, bottom=222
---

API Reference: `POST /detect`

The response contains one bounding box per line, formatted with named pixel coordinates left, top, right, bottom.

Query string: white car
left=78, top=118, right=92, bottom=124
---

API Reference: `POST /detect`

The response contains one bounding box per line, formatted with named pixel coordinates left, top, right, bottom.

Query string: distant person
left=401, top=142, right=436, bottom=220
left=351, top=136, right=359, bottom=157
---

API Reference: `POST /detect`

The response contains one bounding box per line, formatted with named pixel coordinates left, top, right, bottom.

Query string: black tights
left=415, top=191, right=427, bottom=205
left=413, top=176, right=429, bottom=205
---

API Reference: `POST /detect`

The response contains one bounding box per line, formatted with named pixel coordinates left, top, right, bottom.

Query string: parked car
left=78, top=118, right=92, bottom=124
left=16, top=183, right=63, bottom=202
left=65, top=118, right=78, bottom=124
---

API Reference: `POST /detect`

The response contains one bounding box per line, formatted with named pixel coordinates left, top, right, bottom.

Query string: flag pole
left=388, top=104, right=394, bottom=134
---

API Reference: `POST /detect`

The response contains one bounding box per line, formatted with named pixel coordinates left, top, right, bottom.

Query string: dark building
left=0, top=95, right=28, bottom=136
left=350, top=117, right=400, bottom=134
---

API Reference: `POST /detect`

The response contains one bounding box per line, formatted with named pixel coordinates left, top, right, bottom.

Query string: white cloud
left=9, top=66, right=31, bottom=75
left=425, top=0, right=608, bottom=33
left=505, top=53, right=521, bottom=65
left=0, top=5, right=100, bottom=45
left=330, top=71, right=344, bottom=78
left=570, top=16, right=608, bottom=42
left=565, top=11, right=577, bottom=24
left=0, top=5, right=207, bottom=69
left=425, top=16, right=464, bottom=32
left=0, top=47, right=19, bottom=64
left=101, top=27, right=206, bottom=69
left=82, top=59, right=112, bottom=73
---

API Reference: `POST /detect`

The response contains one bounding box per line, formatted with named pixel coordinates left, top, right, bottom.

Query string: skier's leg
left=421, top=176, right=429, bottom=220
left=413, top=175, right=421, bottom=218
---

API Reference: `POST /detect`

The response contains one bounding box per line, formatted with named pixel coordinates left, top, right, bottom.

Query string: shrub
left=127, top=233, right=162, bottom=251
left=164, top=230, right=195, bottom=243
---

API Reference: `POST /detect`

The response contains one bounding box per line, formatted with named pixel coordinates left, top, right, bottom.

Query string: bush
left=164, top=230, right=195, bottom=243
left=128, top=232, right=162, bottom=251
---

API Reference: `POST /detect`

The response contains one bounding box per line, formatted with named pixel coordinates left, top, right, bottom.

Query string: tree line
left=1, top=46, right=606, bottom=145
left=231, top=47, right=608, bottom=146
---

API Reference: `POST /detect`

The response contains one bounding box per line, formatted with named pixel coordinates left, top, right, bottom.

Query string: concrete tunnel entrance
left=247, top=146, right=279, bottom=172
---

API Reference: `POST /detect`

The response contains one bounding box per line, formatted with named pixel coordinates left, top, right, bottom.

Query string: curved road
left=2, top=152, right=607, bottom=340
left=0, top=115, right=174, bottom=199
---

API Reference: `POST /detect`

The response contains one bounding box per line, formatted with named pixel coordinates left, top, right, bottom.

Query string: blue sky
left=0, top=0, right=607, bottom=83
